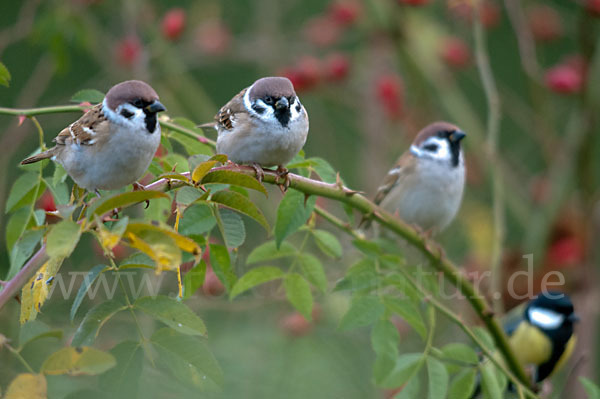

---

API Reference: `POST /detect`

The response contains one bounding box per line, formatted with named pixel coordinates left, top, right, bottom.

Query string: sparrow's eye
left=131, top=99, right=144, bottom=108
left=423, top=143, right=439, bottom=152
left=264, top=96, right=274, bottom=105
left=120, top=109, right=134, bottom=119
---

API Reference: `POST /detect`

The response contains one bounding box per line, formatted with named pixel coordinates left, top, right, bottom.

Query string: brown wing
left=215, top=87, right=249, bottom=131
left=373, top=151, right=415, bottom=205
left=54, top=104, right=109, bottom=146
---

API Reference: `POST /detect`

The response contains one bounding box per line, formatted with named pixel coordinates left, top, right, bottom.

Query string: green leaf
left=202, top=170, right=268, bottom=196
left=580, top=377, right=600, bottom=399
left=151, top=328, right=223, bottom=391
left=41, top=346, right=116, bottom=376
left=246, top=240, right=297, bottom=264
left=441, top=343, right=479, bottom=373
left=380, top=353, right=424, bottom=388
left=473, top=327, right=495, bottom=351
left=71, top=299, right=127, bottom=346
left=134, top=295, right=207, bottom=336
left=217, top=208, right=245, bottom=248
left=183, top=260, right=207, bottom=299
left=99, top=341, right=144, bottom=398
left=209, top=244, right=237, bottom=292
left=0, top=62, right=11, bottom=87
left=5, top=173, right=40, bottom=213
left=8, top=229, right=44, bottom=279
left=479, top=362, right=502, bottom=399
left=384, top=298, right=427, bottom=340
left=333, top=258, right=378, bottom=292
left=178, top=204, right=216, bottom=236
left=176, top=186, right=204, bottom=205
left=298, top=253, right=327, bottom=293
left=448, top=368, right=477, bottom=399
left=371, top=319, right=400, bottom=357
left=169, top=129, right=212, bottom=156
left=274, top=189, right=316, bottom=248
left=6, top=208, right=31, bottom=253
left=119, top=252, right=154, bottom=269
left=339, top=295, right=385, bottom=330
left=427, top=357, right=449, bottom=399
left=308, top=157, right=339, bottom=184
left=70, top=89, right=105, bottom=103
left=88, top=190, right=170, bottom=216
left=395, top=372, right=422, bottom=399
left=18, top=320, right=62, bottom=350
left=312, top=229, right=342, bottom=258
left=191, top=160, right=218, bottom=183
left=230, top=266, right=284, bottom=299
left=211, top=190, right=269, bottom=231
left=70, top=264, right=109, bottom=321
left=284, top=273, right=313, bottom=320
left=46, top=220, right=81, bottom=259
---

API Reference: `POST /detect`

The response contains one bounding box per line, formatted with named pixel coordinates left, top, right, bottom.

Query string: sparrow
left=371, top=121, right=466, bottom=234
left=472, top=291, right=578, bottom=397
left=21, top=80, right=166, bottom=192
left=209, top=76, right=309, bottom=184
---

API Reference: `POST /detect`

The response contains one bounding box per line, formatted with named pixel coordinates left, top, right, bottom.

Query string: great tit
left=473, top=291, right=578, bottom=396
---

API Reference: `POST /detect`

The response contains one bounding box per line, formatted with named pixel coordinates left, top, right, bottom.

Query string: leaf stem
left=6, top=343, right=35, bottom=373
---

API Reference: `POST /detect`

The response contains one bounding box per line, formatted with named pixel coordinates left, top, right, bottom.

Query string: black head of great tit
left=513, top=291, right=578, bottom=383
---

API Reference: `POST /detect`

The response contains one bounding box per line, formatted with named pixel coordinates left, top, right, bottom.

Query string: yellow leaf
left=41, top=346, right=116, bottom=376
left=4, top=373, right=46, bottom=399
left=191, top=160, right=217, bottom=183
left=126, top=222, right=201, bottom=256
left=20, top=257, right=65, bottom=324
left=126, top=232, right=182, bottom=274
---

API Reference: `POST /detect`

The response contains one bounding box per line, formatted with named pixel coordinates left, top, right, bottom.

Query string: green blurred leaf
left=448, top=368, right=477, bottom=399
left=134, top=295, right=207, bottom=336
left=216, top=208, right=246, bottom=248
left=5, top=173, right=41, bottom=213
left=6, top=208, right=31, bottom=253
left=427, top=357, right=449, bottom=399
left=0, top=62, right=11, bottom=87
left=179, top=203, right=216, bottom=236
left=395, top=372, right=422, bottom=399
left=333, top=258, right=378, bottom=292
left=339, top=295, right=385, bottom=330
left=441, top=343, right=479, bottom=373
left=380, top=353, right=423, bottom=388
left=41, top=346, right=116, bottom=376
left=246, top=240, right=297, bottom=264
left=99, top=341, right=144, bottom=398
left=479, top=362, right=502, bottom=399
left=18, top=320, right=62, bottom=350
left=46, top=220, right=81, bottom=259
left=371, top=319, right=399, bottom=357
left=70, top=89, right=105, bottom=104
left=209, top=244, right=237, bottom=291
left=202, top=170, right=267, bottom=196
left=151, top=328, right=223, bottom=391
left=71, top=299, right=127, bottom=346
left=4, top=373, right=46, bottom=398
left=183, top=260, right=207, bottom=299
left=384, top=298, right=427, bottom=340
left=580, top=377, right=600, bottom=399
left=284, top=273, right=313, bottom=320
left=8, top=229, right=44, bottom=279
left=230, top=266, right=284, bottom=299
left=70, top=264, right=109, bottom=322
left=312, top=229, right=342, bottom=258
left=211, top=190, right=269, bottom=230
left=308, top=157, right=339, bottom=184
left=298, top=253, right=327, bottom=293
left=169, top=130, right=212, bottom=156
left=473, top=327, right=495, bottom=351
left=88, top=190, right=170, bottom=216
left=274, top=189, right=315, bottom=248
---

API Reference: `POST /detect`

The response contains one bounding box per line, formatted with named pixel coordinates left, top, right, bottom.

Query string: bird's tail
left=21, top=149, right=55, bottom=165
left=197, top=122, right=218, bottom=134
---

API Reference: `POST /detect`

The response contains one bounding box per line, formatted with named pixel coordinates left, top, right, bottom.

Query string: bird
left=209, top=76, right=309, bottom=185
left=370, top=121, right=466, bottom=234
left=21, top=80, right=166, bottom=192
left=472, top=291, right=578, bottom=397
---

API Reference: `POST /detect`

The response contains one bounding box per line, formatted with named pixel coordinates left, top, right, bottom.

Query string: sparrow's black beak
left=568, top=313, right=580, bottom=323
left=145, top=100, right=166, bottom=113
left=449, top=130, right=466, bottom=143
left=275, top=97, right=289, bottom=111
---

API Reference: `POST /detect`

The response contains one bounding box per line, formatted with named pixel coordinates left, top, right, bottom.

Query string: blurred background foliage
left=0, top=0, right=599, bottom=398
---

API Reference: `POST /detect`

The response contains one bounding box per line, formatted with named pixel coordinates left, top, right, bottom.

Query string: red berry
left=202, top=266, right=225, bottom=297
left=162, top=8, right=186, bottom=41
left=325, top=53, right=350, bottom=81
left=303, top=16, right=342, bottom=47
left=480, top=1, right=501, bottom=28
left=280, top=56, right=321, bottom=92
left=195, top=20, right=231, bottom=55
left=548, top=236, right=584, bottom=268
left=398, top=0, right=430, bottom=6
left=448, top=0, right=501, bottom=29
left=280, top=312, right=312, bottom=337
left=38, top=190, right=56, bottom=212
left=440, top=36, right=471, bottom=68
left=115, top=36, right=142, bottom=67
left=527, top=5, right=563, bottom=42
left=375, top=74, right=404, bottom=119
left=585, top=0, right=600, bottom=16
left=545, top=64, right=583, bottom=94
left=329, top=0, right=362, bottom=26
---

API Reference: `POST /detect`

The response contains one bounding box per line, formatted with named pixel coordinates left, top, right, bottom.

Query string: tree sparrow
left=372, top=122, right=466, bottom=234
left=21, top=80, right=166, bottom=192
left=210, top=77, right=309, bottom=182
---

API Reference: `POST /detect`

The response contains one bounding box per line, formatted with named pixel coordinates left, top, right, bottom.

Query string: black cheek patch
left=252, top=104, right=266, bottom=114
left=120, top=109, right=134, bottom=119
left=144, top=112, right=157, bottom=133
left=295, top=104, right=301, bottom=113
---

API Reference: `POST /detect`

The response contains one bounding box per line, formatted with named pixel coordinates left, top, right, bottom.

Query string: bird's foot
left=132, top=181, right=150, bottom=209
left=275, top=165, right=290, bottom=193
left=250, top=163, right=265, bottom=183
